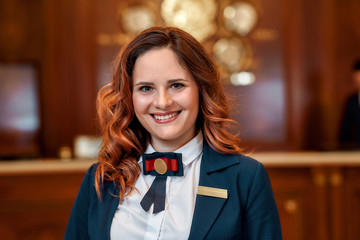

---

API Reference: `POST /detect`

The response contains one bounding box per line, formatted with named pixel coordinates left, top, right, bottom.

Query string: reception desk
left=1, top=152, right=360, bottom=240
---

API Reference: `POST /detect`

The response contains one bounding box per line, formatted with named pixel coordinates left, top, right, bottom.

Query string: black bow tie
left=140, top=152, right=183, bottom=213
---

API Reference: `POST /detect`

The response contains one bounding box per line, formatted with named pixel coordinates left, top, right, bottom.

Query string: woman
left=65, top=26, right=282, bottom=240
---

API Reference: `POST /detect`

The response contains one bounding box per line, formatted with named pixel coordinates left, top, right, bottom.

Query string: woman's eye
left=139, top=86, right=153, bottom=92
left=171, top=83, right=184, bottom=89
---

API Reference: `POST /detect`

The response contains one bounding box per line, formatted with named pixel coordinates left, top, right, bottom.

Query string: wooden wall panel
left=0, top=0, right=44, bottom=60
left=42, top=0, right=97, bottom=157
left=280, top=0, right=360, bottom=150
left=280, top=0, right=306, bottom=150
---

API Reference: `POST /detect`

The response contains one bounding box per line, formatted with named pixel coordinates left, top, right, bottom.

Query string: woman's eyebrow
left=134, top=79, right=188, bottom=86
left=134, top=81, right=155, bottom=86
left=167, top=78, right=188, bottom=83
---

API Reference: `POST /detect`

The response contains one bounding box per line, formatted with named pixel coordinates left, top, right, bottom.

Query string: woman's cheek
left=133, top=94, right=149, bottom=113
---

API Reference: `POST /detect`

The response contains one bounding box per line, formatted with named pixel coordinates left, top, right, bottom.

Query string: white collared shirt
left=110, top=132, right=203, bottom=240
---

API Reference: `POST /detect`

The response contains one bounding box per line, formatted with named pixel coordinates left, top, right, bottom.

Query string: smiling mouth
left=151, top=111, right=181, bottom=121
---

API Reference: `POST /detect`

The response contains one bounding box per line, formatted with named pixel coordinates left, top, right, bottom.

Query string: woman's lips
left=150, top=111, right=181, bottom=123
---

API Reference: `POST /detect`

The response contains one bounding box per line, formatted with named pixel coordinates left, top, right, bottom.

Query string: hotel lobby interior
left=1, top=0, right=360, bottom=239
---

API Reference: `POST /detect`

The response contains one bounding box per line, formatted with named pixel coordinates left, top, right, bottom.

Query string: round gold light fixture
left=119, top=5, right=156, bottom=34
left=223, top=2, right=258, bottom=36
left=213, top=37, right=250, bottom=73
left=161, top=0, right=217, bottom=41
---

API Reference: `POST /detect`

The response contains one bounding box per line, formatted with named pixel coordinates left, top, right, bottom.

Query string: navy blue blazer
left=340, top=93, right=360, bottom=146
left=65, top=142, right=282, bottom=239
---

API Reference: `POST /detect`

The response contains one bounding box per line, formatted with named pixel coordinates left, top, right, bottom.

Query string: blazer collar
left=201, top=140, right=240, bottom=173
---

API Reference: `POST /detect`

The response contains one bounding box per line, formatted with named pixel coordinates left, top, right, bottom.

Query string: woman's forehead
left=132, top=48, right=193, bottom=84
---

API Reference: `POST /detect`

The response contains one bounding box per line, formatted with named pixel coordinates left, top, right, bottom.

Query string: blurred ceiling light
left=173, top=10, right=188, bottom=26
left=223, top=2, right=258, bottom=36
left=230, top=72, right=255, bottom=86
left=213, top=37, right=248, bottom=73
left=224, top=6, right=236, bottom=19
left=120, top=6, right=156, bottom=34
left=161, top=0, right=216, bottom=41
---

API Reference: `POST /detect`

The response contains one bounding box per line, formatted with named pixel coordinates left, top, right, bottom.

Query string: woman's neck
left=150, top=131, right=197, bottom=152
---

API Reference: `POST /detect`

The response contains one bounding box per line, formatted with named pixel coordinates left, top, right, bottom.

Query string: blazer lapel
left=188, top=142, right=240, bottom=240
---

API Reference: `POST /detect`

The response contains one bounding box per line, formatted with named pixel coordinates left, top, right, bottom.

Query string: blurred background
left=0, top=0, right=360, bottom=239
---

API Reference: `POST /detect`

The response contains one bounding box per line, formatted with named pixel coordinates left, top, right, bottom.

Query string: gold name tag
left=197, top=186, right=228, bottom=199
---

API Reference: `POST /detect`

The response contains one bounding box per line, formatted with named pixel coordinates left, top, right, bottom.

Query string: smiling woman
left=65, top=27, right=282, bottom=240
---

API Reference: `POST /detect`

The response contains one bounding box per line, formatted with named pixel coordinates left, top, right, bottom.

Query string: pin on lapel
left=197, top=186, right=228, bottom=199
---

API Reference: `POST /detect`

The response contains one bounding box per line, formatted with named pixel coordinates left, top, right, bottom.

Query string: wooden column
left=42, top=0, right=97, bottom=157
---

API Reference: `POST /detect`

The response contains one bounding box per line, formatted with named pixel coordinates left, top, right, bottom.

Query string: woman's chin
left=151, top=133, right=181, bottom=143
left=150, top=128, right=195, bottom=147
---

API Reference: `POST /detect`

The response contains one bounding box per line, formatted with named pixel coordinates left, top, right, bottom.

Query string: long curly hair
left=95, top=26, right=242, bottom=200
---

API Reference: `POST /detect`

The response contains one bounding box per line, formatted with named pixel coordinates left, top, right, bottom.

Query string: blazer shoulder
left=202, top=141, right=263, bottom=174
left=232, top=154, right=266, bottom=179
left=231, top=153, right=263, bottom=172
left=85, top=162, right=98, bottom=184
left=207, top=150, right=265, bottom=178
left=236, top=153, right=261, bottom=165
left=89, top=162, right=98, bottom=174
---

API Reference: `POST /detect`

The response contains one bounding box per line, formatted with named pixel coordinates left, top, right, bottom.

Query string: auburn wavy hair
left=95, top=26, right=242, bottom=200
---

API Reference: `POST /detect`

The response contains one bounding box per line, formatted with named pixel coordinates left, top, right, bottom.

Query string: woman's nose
left=154, top=89, right=173, bottom=109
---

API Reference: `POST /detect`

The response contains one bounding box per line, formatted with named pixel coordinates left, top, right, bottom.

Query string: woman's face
left=132, top=48, right=199, bottom=150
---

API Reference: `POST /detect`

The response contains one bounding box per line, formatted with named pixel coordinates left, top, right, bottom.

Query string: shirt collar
left=141, top=131, right=203, bottom=167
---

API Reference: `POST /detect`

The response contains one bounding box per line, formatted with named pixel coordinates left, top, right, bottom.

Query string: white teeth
left=153, top=112, right=179, bottom=120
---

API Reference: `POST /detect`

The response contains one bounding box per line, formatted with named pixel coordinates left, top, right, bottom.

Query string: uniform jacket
left=340, top=93, right=360, bottom=146
left=65, top=141, right=282, bottom=240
